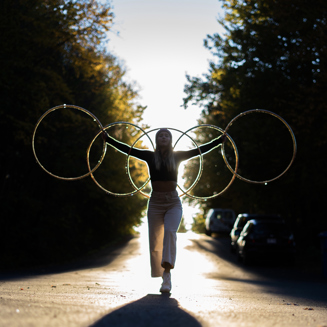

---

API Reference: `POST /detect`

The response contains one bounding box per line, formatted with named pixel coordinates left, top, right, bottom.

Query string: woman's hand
left=220, top=133, right=227, bottom=143
left=102, top=131, right=108, bottom=142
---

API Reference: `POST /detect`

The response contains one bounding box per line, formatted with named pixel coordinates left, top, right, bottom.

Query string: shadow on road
left=90, top=294, right=202, bottom=327
left=191, top=234, right=327, bottom=307
left=0, top=236, right=135, bottom=281
left=196, top=234, right=324, bottom=280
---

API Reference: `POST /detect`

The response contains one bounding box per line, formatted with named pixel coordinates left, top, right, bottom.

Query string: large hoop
left=176, top=124, right=239, bottom=199
left=32, top=104, right=106, bottom=180
left=33, top=105, right=297, bottom=198
left=86, top=122, right=154, bottom=197
left=222, top=109, right=297, bottom=184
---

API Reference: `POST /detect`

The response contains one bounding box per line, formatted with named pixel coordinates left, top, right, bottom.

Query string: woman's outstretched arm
left=103, top=132, right=152, bottom=161
left=176, top=134, right=226, bottom=161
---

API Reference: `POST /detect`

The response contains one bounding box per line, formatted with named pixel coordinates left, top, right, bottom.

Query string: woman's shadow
left=91, top=293, right=202, bottom=327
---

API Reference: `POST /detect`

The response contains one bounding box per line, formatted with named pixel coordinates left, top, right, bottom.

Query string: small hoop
left=176, top=124, right=239, bottom=199
left=222, top=109, right=297, bottom=184
left=86, top=122, right=154, bottom=197
left=32, top=104, right=106, bottom=180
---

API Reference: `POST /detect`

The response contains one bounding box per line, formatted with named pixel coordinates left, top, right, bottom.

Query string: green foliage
left=177, top=217, right=187, bottom=233
left=191, top=212, right=206, bottom=234
left=0, top=0, right=147, bottom=269
left=183, top=0, right=327, bottom=247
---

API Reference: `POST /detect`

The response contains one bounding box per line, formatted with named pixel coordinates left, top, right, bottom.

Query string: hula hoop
left=33, top=105, right=296, bottom=197
left=175, top=124, right=239, bottom=199
left=222, top=109, right=297, bottom=184
left=32, top=104, right=106, bottom=180
left=86, top=122, right=154, bottom=197
left=125, top=127, right=204, bottom=198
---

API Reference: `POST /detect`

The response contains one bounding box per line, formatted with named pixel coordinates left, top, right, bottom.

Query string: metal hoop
left=176, top=124, right=239, bottom=199
left=32, top=104, right=106, bottom=180
left=34, top=106, right=296, bottom=198
left=222, top=109, right=297, bottom=184
left=126, top=127, right=204, bottom=198
left=86, top=122, right=154, bottom=197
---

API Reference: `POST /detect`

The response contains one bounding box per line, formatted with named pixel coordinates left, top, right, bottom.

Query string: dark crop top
left=105, top=134, right=223, bottom=182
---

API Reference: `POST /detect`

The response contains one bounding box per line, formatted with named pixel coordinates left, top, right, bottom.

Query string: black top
left=105, top=134, right=223, bottom=182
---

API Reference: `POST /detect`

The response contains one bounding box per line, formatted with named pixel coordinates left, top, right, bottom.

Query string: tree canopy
left=183, top=0, right=327, bottom=248
left=0, top=0, right=148, bottom=269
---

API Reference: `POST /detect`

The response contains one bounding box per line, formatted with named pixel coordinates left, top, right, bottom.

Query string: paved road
left=0, top=229, right=326, bottom=327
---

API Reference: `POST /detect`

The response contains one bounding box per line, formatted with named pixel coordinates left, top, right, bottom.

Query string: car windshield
left=224, top=212, right=234, bottom=219
left=236, top=217, right=249, bottom=228
left=215, top=213, right=222, bottom=219
left=236, top=215, right=280, bottom=228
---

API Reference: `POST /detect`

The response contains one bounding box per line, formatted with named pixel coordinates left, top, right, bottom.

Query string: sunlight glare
left=108, top=0, right=225, bottom=131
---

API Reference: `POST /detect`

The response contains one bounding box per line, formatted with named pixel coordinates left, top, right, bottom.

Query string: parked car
left=236, top=219, right=296, bottom=264
left=205, top=208, right=236, bottom=236
left=230, top=213, right=283, bottom=252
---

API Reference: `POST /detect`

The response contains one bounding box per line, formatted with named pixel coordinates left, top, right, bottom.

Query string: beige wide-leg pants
left=147, top=190, right=183, bottom=277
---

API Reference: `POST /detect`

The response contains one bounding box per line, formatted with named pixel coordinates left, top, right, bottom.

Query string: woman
left=104, top=128, right=225, bottom=293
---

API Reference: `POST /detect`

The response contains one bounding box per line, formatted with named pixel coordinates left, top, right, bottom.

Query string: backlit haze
left=107, top=0, right=224, bottom=130
left=107, top=0, right=225, bottom=228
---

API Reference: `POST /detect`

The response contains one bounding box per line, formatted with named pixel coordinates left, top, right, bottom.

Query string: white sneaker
left=160, top=271, right=171, bottom=293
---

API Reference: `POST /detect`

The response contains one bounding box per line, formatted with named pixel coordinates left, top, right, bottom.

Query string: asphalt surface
left=0, top=229, right=326, bottom=327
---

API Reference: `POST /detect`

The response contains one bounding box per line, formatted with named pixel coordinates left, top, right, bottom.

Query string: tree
left=183, top=0, right=327, bottom=246
left=0, top=0, right=148, bottom=269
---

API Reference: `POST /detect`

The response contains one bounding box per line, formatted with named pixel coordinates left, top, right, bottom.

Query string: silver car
left=205, top=208, right=236, bottom=236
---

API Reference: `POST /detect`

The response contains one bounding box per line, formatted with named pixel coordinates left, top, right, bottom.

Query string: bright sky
left=106, top=0, right=226, bottom=225
left=107, top=0, right=225, bottom=131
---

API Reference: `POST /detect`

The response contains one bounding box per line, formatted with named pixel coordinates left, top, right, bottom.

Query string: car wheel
left=242, top=254, right=250, bottom=265
left=242, top=252, right=254, bottom=265
left=205, top=229, right=212, bottom=236
left=237, top=251, right=243, bottom=263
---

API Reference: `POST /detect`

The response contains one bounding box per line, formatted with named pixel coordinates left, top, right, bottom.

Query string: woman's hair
left=154, top=128, right=176, bottom=171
